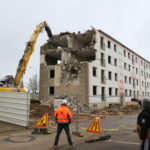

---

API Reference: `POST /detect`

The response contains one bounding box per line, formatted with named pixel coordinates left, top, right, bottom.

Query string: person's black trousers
left=141, top=139, right=150, bottom=150
left=54, top=123, right=73, bottom=146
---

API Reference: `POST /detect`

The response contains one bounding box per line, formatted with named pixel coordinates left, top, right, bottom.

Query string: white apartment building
left=40, top=28, right=150, bottom=109
left=88, top=29, right=150, bottom=108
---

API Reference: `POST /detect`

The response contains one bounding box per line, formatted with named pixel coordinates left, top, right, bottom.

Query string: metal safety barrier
left=0, top=92, right=30, bottom=126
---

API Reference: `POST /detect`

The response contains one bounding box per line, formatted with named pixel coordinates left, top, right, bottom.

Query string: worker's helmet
left=141, top=98, right=150, bottom=110
left=61, top=99, right=67, bottom=105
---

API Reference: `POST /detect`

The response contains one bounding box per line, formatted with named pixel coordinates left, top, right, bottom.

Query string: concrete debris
left=41, top=29, right=96, bottom=82
left=30, top=104, right=53, bottom=119
left=90, top=102, right=139, bottom=117
left=30, top=100, right=139, bottom=123
left=54, top=96, right=89, bottom=112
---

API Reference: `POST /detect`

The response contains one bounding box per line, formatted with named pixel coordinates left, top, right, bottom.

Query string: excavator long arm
left=14, top=21, right=52, bottom=88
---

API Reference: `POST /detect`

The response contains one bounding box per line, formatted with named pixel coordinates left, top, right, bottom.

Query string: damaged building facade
left=39, top=28, right=150, bottom=109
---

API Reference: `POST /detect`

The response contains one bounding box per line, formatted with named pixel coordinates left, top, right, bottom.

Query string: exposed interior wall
left=39, top=30, right=96, bottom=106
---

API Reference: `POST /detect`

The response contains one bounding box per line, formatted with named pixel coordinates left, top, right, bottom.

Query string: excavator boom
left=0, top=21, right=52, bottom=92
left=14, top=21, right=52, bottom=88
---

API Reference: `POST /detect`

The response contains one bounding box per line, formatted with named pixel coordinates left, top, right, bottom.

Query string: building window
left=114, top=58, right=117, bottom=66
left=93, top=86, right=97, bottom=95
left=128, top=65, right=131, bottom=71
left=101, top=53, right=105, bottom=66
left=108, top=56, right=111, bottom=64
left=115, top=88, right=118, bottom=96
left=115, top=73, right=118, bottom=81
left=114, top=44, right=117, bottom=52
left=129, top=77, right=131, bottom=84
left=109, top=88, right=112, bottom=96
left=124, top=50, right=126, bottom=57
left=108, top=71, right=112, bottom=80
left=49, top=70, right=55, bottom=78
left=128, top=52, right=130, bottom=59
left=124, top=63, right=127, bottom=70
left=137, top=91, right=139, bottom=97
left=136, top=68, right=138, bottom=74
left=142, top=91, right=144, bottom=97
left=132, top=55, right=135, bottom=65
left=135, top=57, right=137, bottom=63
left=125, top=76, right=127, bottom=83
left=101, top=69, right=105, bottom=84
left=125, top=89, right=128, bottom=96
left=142, top=81, right=144, bottom=87
left=137, top=79, right=138, bottom=86
left=130, top=90, right=132, bottom=96
left=108, top=40, right=111, bottom=48
left=101, top=87, right=105, bottom=101
left=133, top=91, right=136, bottom=97
left=49, top=87, right=54, bottom=95
left=93, top=67, right=97, bottom=77
left=100, top=36, right=105, bottom=50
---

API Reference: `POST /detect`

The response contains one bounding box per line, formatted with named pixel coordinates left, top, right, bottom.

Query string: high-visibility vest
left=55, top=105, right=72, bottom=123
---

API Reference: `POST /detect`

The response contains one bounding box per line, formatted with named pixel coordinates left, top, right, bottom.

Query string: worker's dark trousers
left=141, top=139, right=150, bottom=150
left=54, top=123, right=73, bottom=146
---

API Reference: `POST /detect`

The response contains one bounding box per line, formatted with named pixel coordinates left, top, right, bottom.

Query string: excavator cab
left=0, top=75, right=15, bottom=87
left=0, top=75, right=25, bottom=92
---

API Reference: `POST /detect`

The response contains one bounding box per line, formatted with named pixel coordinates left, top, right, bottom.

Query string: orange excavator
left=0, top=21, right=52, bottom=92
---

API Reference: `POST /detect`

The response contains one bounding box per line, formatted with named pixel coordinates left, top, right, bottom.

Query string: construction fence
left=0, top=92, right=30, bottom=126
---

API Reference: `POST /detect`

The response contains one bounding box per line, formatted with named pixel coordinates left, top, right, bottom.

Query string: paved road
left=0, top=114, right=140, bottom=150
left=71, top=140, right=139, bottom=150
left=0, top=121, right=25, bottom=133
left=57, top=130, right=140, bottom=150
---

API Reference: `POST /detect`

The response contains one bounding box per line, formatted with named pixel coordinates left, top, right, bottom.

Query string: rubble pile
left=90, top=103, right=139, bottom=117
left=30, top=104, right=53, bottom=119
left=30, top=98, right=139, bottom=120
left=54, top=96, right=90, bottom=113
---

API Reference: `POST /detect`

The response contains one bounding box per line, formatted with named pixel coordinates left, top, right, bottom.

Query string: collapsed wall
left=39, top=29, right=96, bottom=107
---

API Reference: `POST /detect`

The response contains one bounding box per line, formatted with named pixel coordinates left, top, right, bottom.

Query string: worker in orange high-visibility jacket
left=53, top=99, right=74, bottom=149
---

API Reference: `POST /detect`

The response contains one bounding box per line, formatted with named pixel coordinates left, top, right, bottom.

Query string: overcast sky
left=0, top=0, right=150, bottom=85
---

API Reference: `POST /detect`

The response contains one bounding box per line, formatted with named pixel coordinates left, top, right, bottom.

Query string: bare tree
left=27, top=74, right=39, bottom=93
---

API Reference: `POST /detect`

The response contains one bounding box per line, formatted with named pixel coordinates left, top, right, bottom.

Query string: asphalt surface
left=0, top=114, right=140, bottom=150
left=0, top=121, right=25, bottom=133
left=71, top=140, right=139, bottom=150
left=57, top=129, right=140, bottom=150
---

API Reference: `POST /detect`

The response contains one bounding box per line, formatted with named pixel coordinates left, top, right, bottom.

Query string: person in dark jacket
left=137, top=98, right=150, bottom=150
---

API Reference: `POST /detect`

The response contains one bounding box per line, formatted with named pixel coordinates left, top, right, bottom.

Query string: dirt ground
left=30, top=102, right=140, bottom=120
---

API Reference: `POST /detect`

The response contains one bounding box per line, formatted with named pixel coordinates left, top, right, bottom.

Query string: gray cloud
left=0, top=0, right=150, bottom=83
